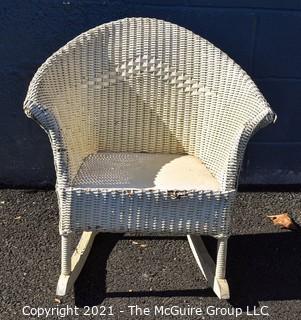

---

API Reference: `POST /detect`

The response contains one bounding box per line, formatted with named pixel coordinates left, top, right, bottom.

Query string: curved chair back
left=25, top=18, right=274, bottom=188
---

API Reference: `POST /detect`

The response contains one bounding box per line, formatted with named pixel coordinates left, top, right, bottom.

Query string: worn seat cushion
left=72, top=152, right=220, bottom=191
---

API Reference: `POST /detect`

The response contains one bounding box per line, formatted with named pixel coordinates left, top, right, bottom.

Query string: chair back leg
left=61, top=234, right=71, bottom=275
left=215, top=237, right=228, bottom=279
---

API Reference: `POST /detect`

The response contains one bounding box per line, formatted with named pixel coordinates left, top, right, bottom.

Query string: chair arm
left=24, top=101, right=91, bottom=189
left=209, top=107, right=276, bottom=190
left=24, top=101, right=70, bottom=188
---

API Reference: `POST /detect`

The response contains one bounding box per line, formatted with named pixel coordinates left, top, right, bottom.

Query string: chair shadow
left=227, top=232, right=301, bottom=309
left=74, top=233, right=123, bottom=307
left=74, top=232, right=301, bottom=309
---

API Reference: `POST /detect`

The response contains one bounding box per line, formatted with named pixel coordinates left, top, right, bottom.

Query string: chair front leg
left=213, top=237, right=229, bottom=299
left=56, top=232, right=97, bottom=296
left=187, top=235, right=230, bottom=299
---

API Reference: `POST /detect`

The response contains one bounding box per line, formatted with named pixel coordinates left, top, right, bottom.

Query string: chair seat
left=72, top=152, right=220, bottom=191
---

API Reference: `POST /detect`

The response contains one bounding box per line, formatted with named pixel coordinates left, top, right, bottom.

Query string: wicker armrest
left=23, top=101, right=71, bottom=188
left=196, top=89, right=276, bottom=190
left=24, top=100, right=94, bottom=189
left=220, top=107, right=275, bottom=190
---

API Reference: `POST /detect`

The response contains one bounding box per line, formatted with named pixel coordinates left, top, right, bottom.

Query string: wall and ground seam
left=1, top=0, right=301, bottom=187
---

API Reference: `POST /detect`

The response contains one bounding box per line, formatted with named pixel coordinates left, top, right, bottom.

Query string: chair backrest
left=25, top=17, right=272, bottom=186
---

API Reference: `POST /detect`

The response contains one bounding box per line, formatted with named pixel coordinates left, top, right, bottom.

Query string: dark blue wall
left=1, top=0, right=301, bottom=187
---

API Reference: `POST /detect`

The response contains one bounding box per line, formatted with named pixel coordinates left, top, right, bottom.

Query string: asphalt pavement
left=1, top=189, right=301, bottom=320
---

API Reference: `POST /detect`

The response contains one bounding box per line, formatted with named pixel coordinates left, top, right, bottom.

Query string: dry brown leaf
left=132, top=241, right=139, bottom=245
left=14, top=216, right=22, bottom=220
left=267, top=213, right=297, bottom=230
left=54, top=297, right=61, bottom=304
left=140, top=244, right=147, bottom=248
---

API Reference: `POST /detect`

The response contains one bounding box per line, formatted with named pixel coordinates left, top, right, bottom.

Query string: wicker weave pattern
left=24, top=18, right=275, bottom=236
left=61, top=188, right=235, bottom=236
left=72, top=152, right=221, bottom=190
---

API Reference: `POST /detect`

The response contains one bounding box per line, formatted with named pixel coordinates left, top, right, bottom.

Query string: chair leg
left=187, top=235, right=230, bottom=299
left=56, top=231, right=98, bottom=296
left=213, top=237, right=230, bottom=299
left=61, top=234, right=71, bottom=276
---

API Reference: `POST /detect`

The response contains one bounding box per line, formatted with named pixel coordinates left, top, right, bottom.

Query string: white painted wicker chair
left=24, top=17, right=276, bottom=299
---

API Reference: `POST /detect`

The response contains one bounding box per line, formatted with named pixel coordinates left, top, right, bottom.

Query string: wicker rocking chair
left=24, top=18, right=276, bottom=299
